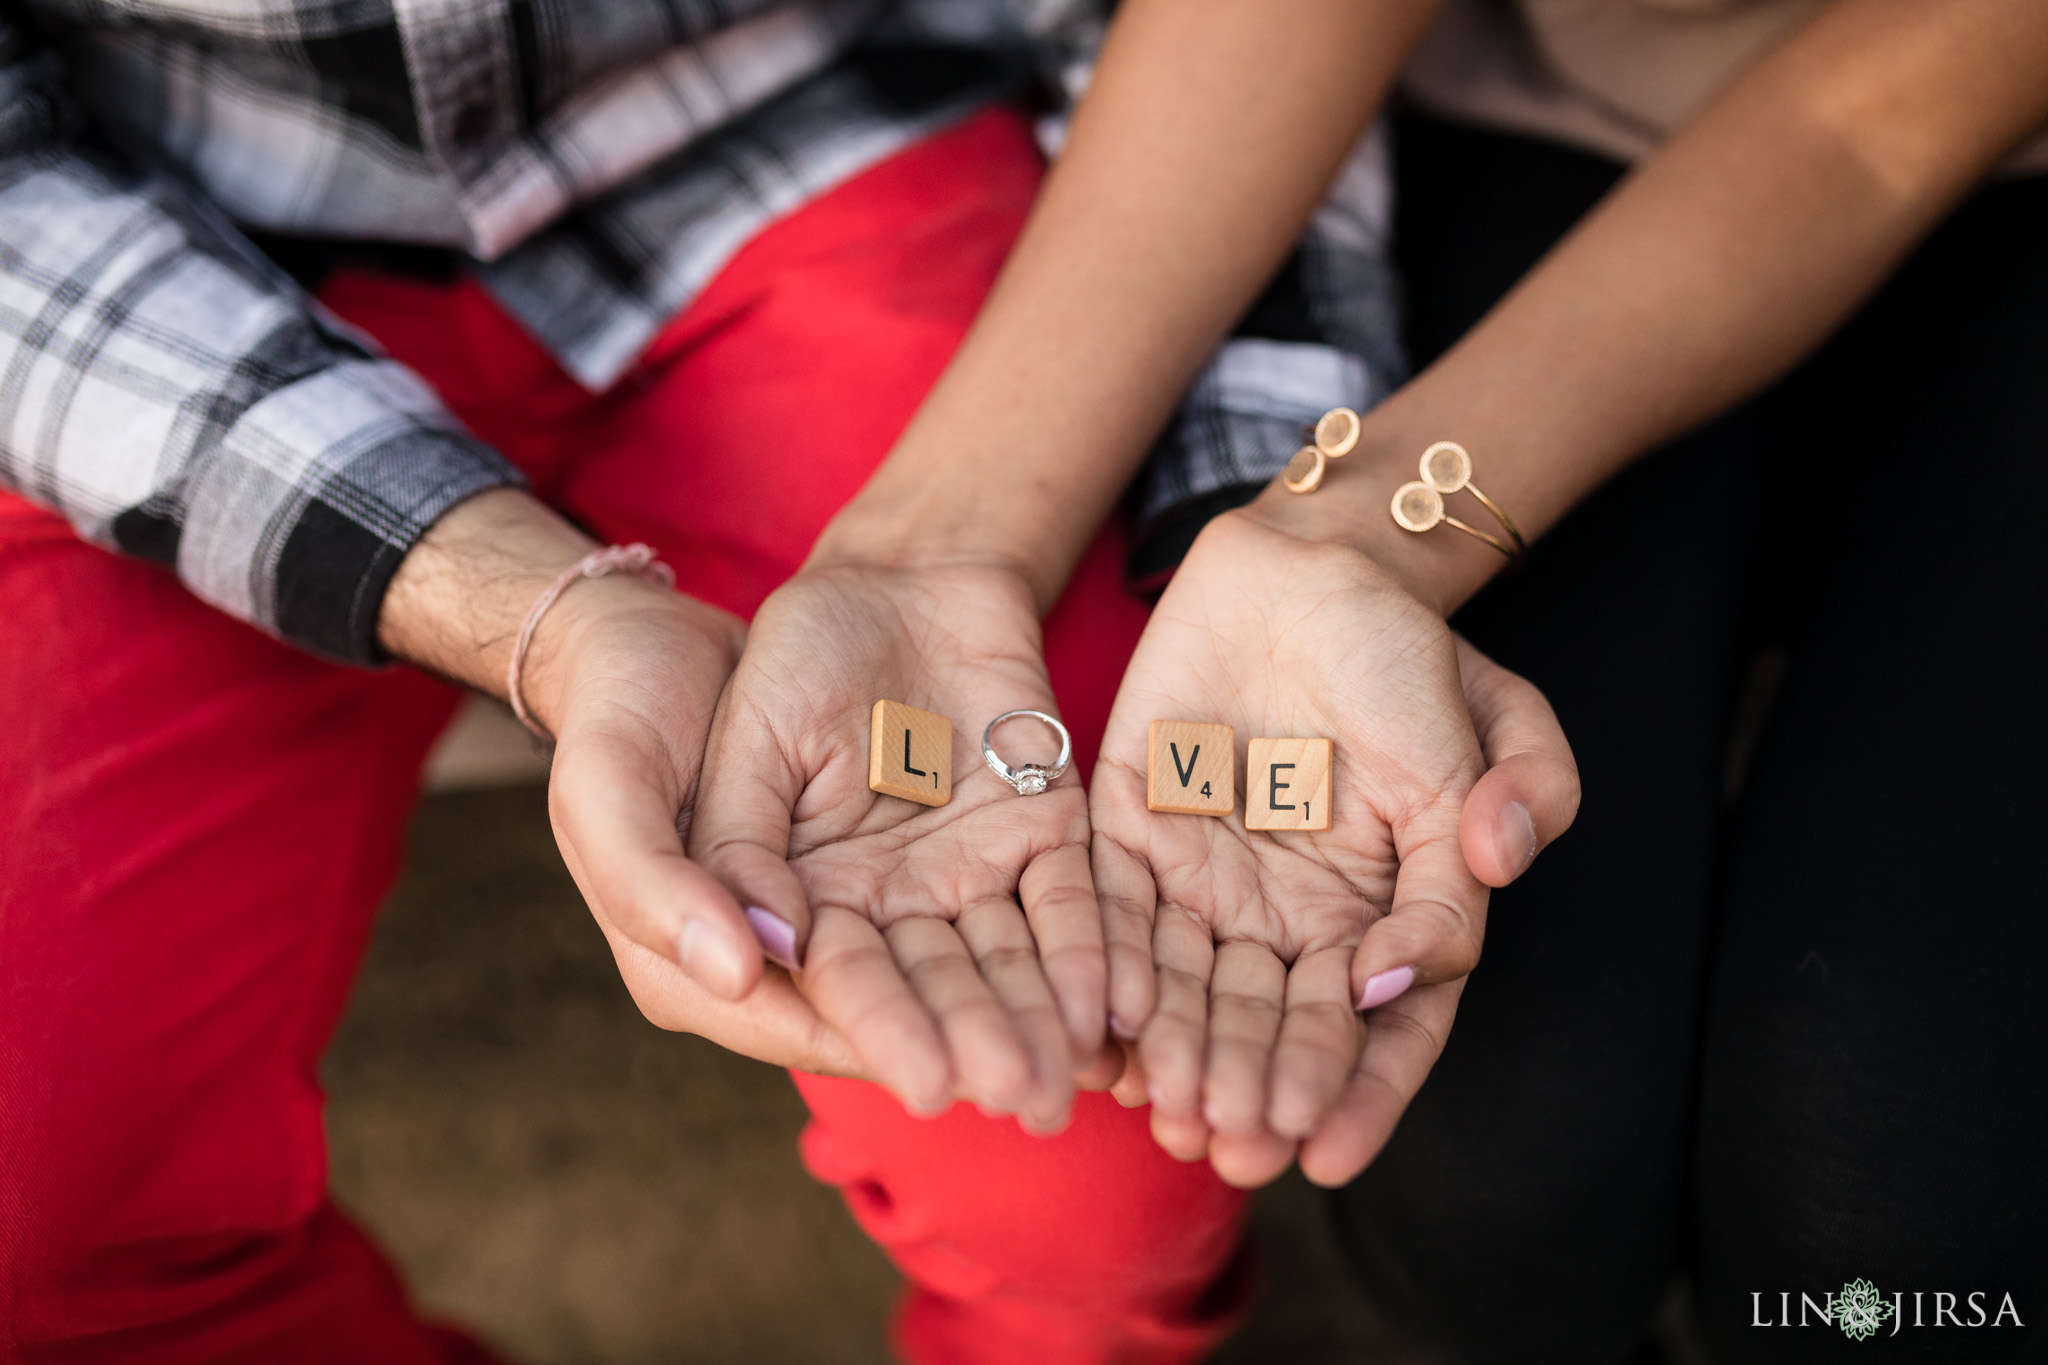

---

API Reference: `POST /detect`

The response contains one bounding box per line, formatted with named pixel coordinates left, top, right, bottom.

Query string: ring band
left=982, top=710, right=1072, bottom=796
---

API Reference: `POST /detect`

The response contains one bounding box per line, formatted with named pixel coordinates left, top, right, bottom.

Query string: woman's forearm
left=1257, top=0, right=2048, bottom=613
left=815, top=0, right=1441, bottom=611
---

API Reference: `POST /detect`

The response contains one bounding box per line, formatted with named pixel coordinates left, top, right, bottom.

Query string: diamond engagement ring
left=982, top=709, right=1072, bottom=796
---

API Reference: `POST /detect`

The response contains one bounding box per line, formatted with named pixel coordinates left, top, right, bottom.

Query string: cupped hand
left=1090, top=508, right=1577, bottom=1188
left=540, top=579, right=872, bottom=1070
left=688, top=560, right=1103, bottom=1132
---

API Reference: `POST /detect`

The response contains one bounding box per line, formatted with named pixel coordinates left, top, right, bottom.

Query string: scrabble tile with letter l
left=1147, top=720, right=1234, bottom=816
left=1245, top=737, right=1332, bottom=831
left=869, top=700, right=952, bottom=806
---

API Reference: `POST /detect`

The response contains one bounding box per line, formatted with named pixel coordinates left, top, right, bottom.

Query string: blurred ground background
left=322, top=700, right=1418, bottom=1365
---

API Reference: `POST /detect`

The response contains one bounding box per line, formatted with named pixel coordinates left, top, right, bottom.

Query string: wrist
left=1236, top=430, right=1512, bottom=618
left=809, top=489, right=1065, bottom=614
left=379, top=489, right=735, bottom=741
left=378, top=489, right=597, bottom=690
left=517, top=572, right=700, bottom=739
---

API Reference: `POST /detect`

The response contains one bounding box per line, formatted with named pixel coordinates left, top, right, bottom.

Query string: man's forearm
left=1255, top=0, right=2048, bottom=614
left=377, top=488, right=668, bottom=735
left=814, top=0, right=1441, bottom=611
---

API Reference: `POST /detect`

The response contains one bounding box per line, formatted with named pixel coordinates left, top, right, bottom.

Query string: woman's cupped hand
left=687, top=556, right=1106, bottom=1135
left=1088, top=507, right=1580, bottom=1188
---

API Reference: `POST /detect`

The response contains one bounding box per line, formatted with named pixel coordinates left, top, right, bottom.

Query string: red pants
left=0, top=109, right=1247, bottom=1363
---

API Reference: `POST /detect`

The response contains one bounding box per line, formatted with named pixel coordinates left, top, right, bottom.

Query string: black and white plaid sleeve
left=0, top=10, right=522, bottom=664
left=479, top=0, right=1034, bottom=388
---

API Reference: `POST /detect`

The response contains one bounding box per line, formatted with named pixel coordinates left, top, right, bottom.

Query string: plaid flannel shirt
left=0, top=0, right=1402, bottom=663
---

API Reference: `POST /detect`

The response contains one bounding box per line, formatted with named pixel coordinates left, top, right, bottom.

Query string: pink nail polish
left=745, top=906, right=800, bottom=970
left=1357, top=965, right=1416, bottom=1011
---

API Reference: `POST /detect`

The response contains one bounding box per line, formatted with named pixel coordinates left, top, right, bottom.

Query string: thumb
left=686, top=695, right=816, bottom=972
left=1349, top=807, right=1489, bottom=1014
left=1453, top=634, right=1581, bottom=888
left=550, top=727, right=764, bottom=1000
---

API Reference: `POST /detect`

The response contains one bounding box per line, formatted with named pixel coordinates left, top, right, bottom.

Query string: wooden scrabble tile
left=1147, top=720, right=1234, bottom=816
left=869, top=700, right=953, bottom=806
left=1245, top=738, right=1332, bottom=832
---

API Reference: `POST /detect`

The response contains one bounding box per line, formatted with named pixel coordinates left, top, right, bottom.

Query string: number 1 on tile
left=1245, top=737, right=1331, bottom=831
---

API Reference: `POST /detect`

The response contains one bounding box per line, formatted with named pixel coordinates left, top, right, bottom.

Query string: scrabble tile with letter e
left=1147, top=720, right=1234, bottom=816
left=1246, top=738, right=1332, bottom=831
left=869, top=700, right=952, bottom=806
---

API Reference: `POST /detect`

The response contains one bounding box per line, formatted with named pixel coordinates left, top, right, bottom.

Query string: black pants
left=1327, top=114, right=2048, bottom=1365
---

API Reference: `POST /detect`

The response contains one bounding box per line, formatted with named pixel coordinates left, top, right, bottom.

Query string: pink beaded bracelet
left=507, top=543, right=675, bottom=741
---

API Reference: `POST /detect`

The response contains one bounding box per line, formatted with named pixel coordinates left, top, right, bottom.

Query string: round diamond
left=1016, top=768, right=1049, bottom=795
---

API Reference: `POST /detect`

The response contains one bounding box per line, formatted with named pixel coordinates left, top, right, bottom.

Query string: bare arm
left=1082, top=0, right=2048, bottom=1186
left=814, top=0, right=1443, bottom=605
left=1258, top=0, right=2048, bottom=609
left=668, top=0, right=1445, bottom=1117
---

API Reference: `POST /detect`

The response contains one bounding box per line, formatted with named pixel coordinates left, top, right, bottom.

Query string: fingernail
left=1109, top=1011, right=1138, bottom=1041
left=745, top=906, right=801, bottom=970
left=1357, top=965, right=1416, bottom=1012
left=678, top=919, right=746, bottom=996
left=1498, top=800, right=1537, bottom=875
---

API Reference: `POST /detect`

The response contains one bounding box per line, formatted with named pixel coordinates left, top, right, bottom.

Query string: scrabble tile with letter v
left=1147, top=720, right=1234, bottom=816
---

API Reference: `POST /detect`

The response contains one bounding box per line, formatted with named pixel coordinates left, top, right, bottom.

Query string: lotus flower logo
left=1836, top=1279, right=1895, bottom=1341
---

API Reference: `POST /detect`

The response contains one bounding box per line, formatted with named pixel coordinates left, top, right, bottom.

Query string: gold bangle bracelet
left=1390, top=442, right=1526, bottom=569
left=1281, top=410, right=1526, bottom=570
left=1279, top=406, right=1361, bottom=494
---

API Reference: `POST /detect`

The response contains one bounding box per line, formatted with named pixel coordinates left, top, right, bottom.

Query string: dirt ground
left=323, top=781, right=1418, bottom=1365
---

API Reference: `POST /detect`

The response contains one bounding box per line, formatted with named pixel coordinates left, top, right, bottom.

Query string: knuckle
left=1451, top=928, right=1484, bottom=976
left=902, top=957, right=975, bottom=1003
left=1042, top=940, right=1105, bottom=975
left=1206, top=1020, right=1277, bottom=1052
left=972, top=943, right=1042, bottom=977
left=1496, top=668, right=1547, bottom=716
left=1101, top=895, right=1155, bottom=934
left=1286, top=998, right=1362, bottom=1038
left=1367, top=1005, right=1447, bottom=1062
left=613, top=894, right=676, bottom=947
left=805, top=941, right=892, bottom=998
left=1555, top=763, right=1586, bottom=826
left=1028, top=880, right=1095, bottom=909
left=1209, top=989, right=1284, bottom=1022
left=835, top=992, right=918, bottom=1044
left=1395, top=894, right=1474, bottom=945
